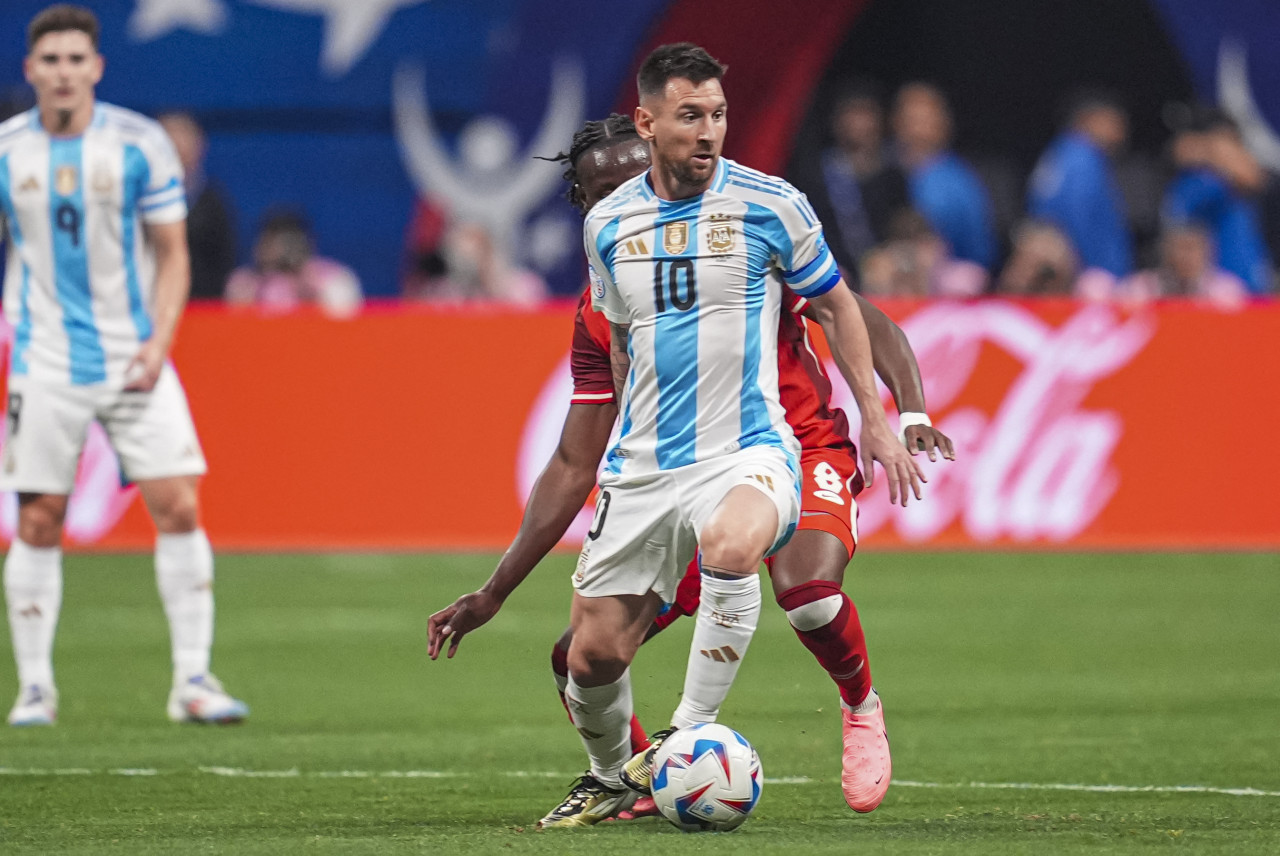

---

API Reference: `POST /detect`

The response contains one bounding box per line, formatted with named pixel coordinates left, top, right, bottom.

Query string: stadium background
left=0, top=0, right=1276, bottom=551
left=0, top=4, right=1278, bottom=853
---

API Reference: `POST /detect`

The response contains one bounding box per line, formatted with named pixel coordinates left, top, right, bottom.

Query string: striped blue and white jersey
left=0, top=103, right=187, bottom=386
left=584, top=157, right=841, bottom=477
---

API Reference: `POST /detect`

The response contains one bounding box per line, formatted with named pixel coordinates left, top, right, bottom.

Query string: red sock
left=551, top=641, right=649, bottom=753
left=629, top=715, right=650, bottom=754
left=550, top=643, right=573, bottom=723
left=776, top=580, right=873, bottom=707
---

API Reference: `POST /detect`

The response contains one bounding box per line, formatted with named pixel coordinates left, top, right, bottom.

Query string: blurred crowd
left=5, top=84, right=1273, bottom=314
left=792, top=81, right=1279, bottom=308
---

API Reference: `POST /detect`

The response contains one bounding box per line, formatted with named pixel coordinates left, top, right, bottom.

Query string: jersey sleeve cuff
left=571, top=390, right=615, bottom=404
left=785, top=251, right=840, bottom=297
left=790, top=268, right=841, bottom=299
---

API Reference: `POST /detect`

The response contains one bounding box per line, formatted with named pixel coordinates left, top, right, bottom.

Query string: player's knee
left=16, top=496, right=66, bottom=547
left=777, top=579, right=846, bottom=630
left=151, top=494, right=200, bottom=534
left=566, top=638, right=630, bottom=686
left=699, top=528, right=768, bottom=575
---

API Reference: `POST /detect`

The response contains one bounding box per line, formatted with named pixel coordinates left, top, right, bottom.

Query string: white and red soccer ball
left=650, top=723, right=762, bottom=832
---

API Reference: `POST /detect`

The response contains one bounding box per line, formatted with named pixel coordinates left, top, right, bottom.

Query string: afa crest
left=707, top=213, right=736, bottom=254
left=663, top=221, right=689, bottom=255
left=55, top=166, right=78, bottom=197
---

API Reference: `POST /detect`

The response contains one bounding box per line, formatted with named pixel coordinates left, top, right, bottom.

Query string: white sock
left=4, top=539, right=62, bottom=689
left=671, top=572, right=761, bottom=729
left=155, top=529, right=214, bottom=685
left=565, top=669, right=633, bottom=787
left=846, top=687, right=880, bottom=715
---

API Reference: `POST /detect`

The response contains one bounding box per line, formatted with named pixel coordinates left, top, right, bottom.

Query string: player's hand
left=427, top=590, right=503, bottom=660
left=903, top=424, right=956, bottom=463
left=123, top=341, right=166, bottom=391
left=861, top=420, right=926, bottom=507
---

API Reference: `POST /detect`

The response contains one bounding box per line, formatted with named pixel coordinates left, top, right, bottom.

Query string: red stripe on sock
left=777, top=580, right=873, bottom=707
left=550, top=643, right=573, bottom=724
left=629, top=715, right=650, bottom=755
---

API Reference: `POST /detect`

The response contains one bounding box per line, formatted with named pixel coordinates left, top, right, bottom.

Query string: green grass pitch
left=1, top=551, right=1278, bottom=854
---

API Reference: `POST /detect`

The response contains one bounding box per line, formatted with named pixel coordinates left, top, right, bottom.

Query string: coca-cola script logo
left=836, top=302, right=1155, bottom=542
left=0, top=324, right=138, bottom=544
left=517, top=302, right=1154, bottom=546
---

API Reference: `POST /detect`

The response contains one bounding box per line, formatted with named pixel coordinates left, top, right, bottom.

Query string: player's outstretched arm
left=850, top=293, right=955, bottom=462
left=127, top=219, right=191, bottom=391
left=806, top=281, right=925, bottom=506
left=427, top=401, right=616, bottom=660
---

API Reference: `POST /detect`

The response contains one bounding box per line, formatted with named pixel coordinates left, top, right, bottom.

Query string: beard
left=661, top=149, right=715, bottom=190
left=55, top=108, right=73, bottom=131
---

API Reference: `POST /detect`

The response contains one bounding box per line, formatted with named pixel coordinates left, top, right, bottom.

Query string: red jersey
left=569, top=289, right=860, bottom=475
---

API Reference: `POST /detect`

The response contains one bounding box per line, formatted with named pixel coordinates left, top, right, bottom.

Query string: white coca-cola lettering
left=517, top=302, right=1155, bottom=546
left=837, top=303, right=1154, bottom=542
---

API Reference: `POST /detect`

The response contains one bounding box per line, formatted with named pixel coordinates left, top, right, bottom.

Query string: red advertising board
left=2, top=300, right=1276, bottom=550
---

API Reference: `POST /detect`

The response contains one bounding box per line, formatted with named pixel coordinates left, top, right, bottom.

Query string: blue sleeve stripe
left=141, top=182, right=183, bottom=200
left=140, top=193, right=183, bottom=209
left=148, top=176, right=180, bottom=194
left=787, top=251, right=838, bottom=291
left=791, top=268, right=841, bottom=298
left=787, top=247, right=838, bottom=290
left=139, top=197, right=184, bottom=212
left=727, top=174, right=783, bottom=200
left=726, top=177, right=787, bottom=198
left=794, top=195, right=818, bottom=228
left=729, top=162, right=787, bottom=187
left=788, top=247, right=828, bottom=282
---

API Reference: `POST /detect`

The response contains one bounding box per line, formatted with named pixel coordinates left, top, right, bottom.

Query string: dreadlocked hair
left=538, top=113, right=640, bottom=214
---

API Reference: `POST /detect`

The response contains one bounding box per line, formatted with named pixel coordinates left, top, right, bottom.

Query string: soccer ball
left=650, top=722, right=762, bottom=832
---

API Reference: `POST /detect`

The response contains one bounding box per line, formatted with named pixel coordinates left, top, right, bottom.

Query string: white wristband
left=898, top=412, right=931, bottom=446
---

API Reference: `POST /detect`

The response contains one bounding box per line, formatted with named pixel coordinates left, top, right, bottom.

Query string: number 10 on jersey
left=653, top=259, right=697, bottom=313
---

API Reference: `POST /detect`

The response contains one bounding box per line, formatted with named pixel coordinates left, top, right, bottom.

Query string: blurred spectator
left=996, top=220, right=1080, bottom=297
left=1028, top=90, right=1134, bottom=277
left=891, top=82, right=997, bottom=269
left=403, top=220, right=547, bottom=306
left=401, top=196, right=450, bottom=295
left=798, top=80, right=911, bottom=276
left=1163, top=105, right=1273, bottom=295
left=225, top=210, right=362, bottom=316
left=158, top=112, right=236, bottom=300
left=1116, top=223, right=1248, bottom=309
left=860, top=209, right=988, bottom=298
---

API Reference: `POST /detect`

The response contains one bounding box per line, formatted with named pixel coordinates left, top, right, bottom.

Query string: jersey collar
left=640, top=156, right=731, bottom=202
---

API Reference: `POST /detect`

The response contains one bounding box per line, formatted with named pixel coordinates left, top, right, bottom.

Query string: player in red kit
left=429, top=115, right=954, bottom=821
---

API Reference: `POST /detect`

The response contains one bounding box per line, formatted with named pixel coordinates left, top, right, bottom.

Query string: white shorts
left=0, top=364, right=207, bottom=494
left=572, top=445, right=800, bottom=603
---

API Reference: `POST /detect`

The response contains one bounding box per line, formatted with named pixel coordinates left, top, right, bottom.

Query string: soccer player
left=428, top=114, right=953, bottom=822
left=0, top=5, right=246, bottom=726
left=432, top=43, right=934, bottom=825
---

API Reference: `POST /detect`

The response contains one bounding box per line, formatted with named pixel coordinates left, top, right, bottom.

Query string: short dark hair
left=1063, top=87, right=1126, bottom=128
left=637, top=43, right=725, bottom=99
left=28, top=4, right=99, bottom=52
left=259, top=209, right=311, bottom=239
left=831, top=78, right=886, bottom=113
left=540, top=114, right=643, bottom=214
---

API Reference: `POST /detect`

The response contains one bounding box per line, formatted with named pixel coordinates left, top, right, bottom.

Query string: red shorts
left=652, top=446, right=861, bottom=629
left=791, top=445, right=861, bottom=559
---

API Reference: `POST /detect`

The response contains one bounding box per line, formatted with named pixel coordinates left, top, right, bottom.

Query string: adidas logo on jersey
left=616, top=238, right=650, bottom=257
left=18, top=176, right=39, bottom=192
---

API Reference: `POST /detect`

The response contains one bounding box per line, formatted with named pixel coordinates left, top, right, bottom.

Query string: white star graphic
left=129, top=0, right=228, bottom=42
left=246, top=0, right=430, bottom=77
